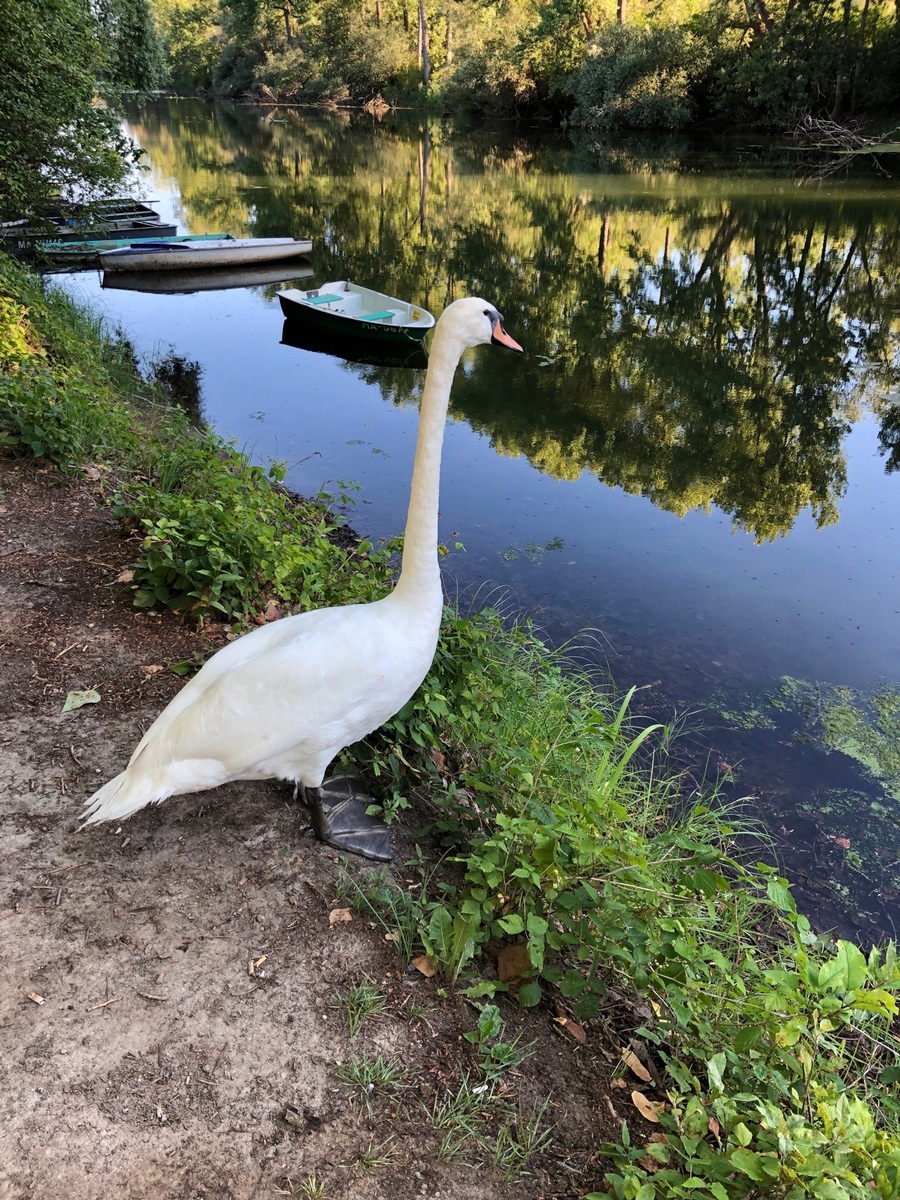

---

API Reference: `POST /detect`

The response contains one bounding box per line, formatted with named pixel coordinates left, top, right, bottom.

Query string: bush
left=572, top=23, right=698, bottom=131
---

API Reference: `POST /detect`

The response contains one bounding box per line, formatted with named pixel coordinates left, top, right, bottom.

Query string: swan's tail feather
left=81, top=770, right=167, bottom=826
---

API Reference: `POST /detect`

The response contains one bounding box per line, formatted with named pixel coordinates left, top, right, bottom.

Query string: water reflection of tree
left=127, top=100, right=900, bottom=541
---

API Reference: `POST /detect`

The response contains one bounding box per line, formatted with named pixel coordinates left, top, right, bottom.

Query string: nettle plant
left=113, top=418, right=398, bottom=623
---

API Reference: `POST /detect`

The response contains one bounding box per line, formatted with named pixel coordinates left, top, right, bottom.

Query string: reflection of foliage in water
left=124, top=100, right=900, bottom=546
left=712, top=677, right=900, bottom=858
left=148, top=349, right=205, bottom=424
left=715, top=677, right=900, bottom=798
left=709, top=678, right=900, bottom=937
left=878, top=400, right=900, bottom=472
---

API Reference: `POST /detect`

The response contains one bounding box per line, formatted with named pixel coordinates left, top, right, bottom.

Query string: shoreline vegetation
left=2, top=254, right=900, bottom=1195
left=154, top=0, right=900, bottom=137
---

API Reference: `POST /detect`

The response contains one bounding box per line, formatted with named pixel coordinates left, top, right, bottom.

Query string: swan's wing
left=126, top=604, right=363, bottom=766
left=129, top=603, right=407, bottom=778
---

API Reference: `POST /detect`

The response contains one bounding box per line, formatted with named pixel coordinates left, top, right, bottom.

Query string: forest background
left=153, top=0, right=900, bottom=134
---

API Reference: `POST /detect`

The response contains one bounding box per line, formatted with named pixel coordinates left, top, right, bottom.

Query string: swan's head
left=438, top=297, right=523, bottom=354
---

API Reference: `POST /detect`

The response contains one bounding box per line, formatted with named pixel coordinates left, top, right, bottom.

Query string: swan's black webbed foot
left=302, top=770, right=392, bottom=862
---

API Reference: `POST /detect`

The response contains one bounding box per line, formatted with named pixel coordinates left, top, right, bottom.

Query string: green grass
left=334, top=1051, right=410, bottom=1115
left=330, top=980, right=388, bottom=1037
left=353, top=1136, right=397, bottom=1171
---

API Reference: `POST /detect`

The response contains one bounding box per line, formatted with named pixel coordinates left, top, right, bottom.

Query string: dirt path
left=0, top=458, right=640, bottom=1200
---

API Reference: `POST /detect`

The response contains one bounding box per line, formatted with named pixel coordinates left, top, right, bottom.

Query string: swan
left=81, top=297, right=523, bottom=860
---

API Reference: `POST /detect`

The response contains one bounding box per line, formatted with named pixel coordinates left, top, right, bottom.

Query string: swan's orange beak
left=491, top=318, right=523, bottom=352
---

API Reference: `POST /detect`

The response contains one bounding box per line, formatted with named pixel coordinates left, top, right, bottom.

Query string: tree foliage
left=156, top=0, right=900, bottom=129
left=572, top=22, right=699, bottom=129
left=0, top=0, right=165, bottom=216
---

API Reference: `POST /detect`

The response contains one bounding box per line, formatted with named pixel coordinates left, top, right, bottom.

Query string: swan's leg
left=302, top=771, right=392, bottom=862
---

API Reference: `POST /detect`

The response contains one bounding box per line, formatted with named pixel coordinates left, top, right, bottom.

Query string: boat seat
left=306, top=293, right=343, bottom=304
left=361, top=310, right=395, bottom=321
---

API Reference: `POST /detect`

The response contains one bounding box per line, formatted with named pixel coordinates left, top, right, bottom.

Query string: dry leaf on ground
left=553, top=1015, right=586, bottom=1044
left=620, top=1047, right=652, bottom=1083
left=631, top=1090, right=665, bottom=1123
left=498, top=942, right=532, bottom=982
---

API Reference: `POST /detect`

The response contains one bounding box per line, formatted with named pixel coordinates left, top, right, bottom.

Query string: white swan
left=82, top=297, right=523, bottom=859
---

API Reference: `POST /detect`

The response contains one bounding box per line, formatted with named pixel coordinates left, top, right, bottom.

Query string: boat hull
left=278, top=282, right=434, bottom=344
left=280, top=320, right=428, bottom=368
left=100, top=237, right=314, bottom=272
left=39, top=233, right=233, bottom=267
left=2, top=198, right=177, bottom=249
left=102, top=261, right=314, bottom=294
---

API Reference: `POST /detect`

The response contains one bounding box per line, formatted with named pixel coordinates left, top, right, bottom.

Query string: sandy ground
left=0, top=458, right=651, bottom=1200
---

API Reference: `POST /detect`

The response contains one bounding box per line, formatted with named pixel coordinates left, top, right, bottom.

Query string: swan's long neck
left=393, top=321, right=462, bottom=603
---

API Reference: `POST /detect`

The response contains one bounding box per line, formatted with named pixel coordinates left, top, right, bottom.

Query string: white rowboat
left=99, top=236, right=313, bottom=272
left=277, top=280, right=435, bottom=343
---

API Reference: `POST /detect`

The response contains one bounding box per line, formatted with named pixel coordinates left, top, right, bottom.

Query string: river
left=52, top=98, right=900, bottom=942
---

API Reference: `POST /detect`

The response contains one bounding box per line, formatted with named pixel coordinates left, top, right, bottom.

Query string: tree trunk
left=616, top=0, right=625, bottom=25
left=375, top=0, right=381, bottom=25
left=831, top=0, right=852, bottom=119
left=283, top=3, right=293, bottom=45
left=418, top=0, right=430, bottom=86
left=849, top=0, right=873, bottom=113
left=445, top=7, right=452, bottom=67
left=597, top=213, right=610, bottom=275
left=419, top=125, right=431, bottom=234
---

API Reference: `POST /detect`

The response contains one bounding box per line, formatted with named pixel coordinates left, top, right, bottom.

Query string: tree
left=152, top=0, right=222, bottom=90
left=0, top=0, right=165, bottom=218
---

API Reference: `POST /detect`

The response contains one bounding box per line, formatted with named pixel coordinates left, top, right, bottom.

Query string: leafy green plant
left=112, top=420, right=397, bottom=623
left=463, top=1003, right=527, bottom=1082
left=598, top=905, right=900, bottom=1199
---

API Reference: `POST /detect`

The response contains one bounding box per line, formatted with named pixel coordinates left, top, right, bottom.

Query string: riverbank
left=2, top=257, right=899, bottom=1199
left=0, top=452, right=613, bottom=1199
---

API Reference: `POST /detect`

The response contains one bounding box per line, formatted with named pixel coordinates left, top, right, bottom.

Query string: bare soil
left=0, top=457, right=656, bottom=1200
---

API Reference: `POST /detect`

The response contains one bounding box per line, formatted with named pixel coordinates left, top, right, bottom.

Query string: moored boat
left=2, top=198, right=177, bottom=250
left=277, top=280, right=435, bottom=343
left=40, top=232, right=233, bottom=267
left=100, top=236, right=313, bottom=272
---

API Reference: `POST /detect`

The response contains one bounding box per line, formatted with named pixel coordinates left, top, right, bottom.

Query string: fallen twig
left=0, top=904, right=55, bottom=921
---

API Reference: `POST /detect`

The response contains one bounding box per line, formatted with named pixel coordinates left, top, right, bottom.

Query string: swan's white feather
left=82, top=297, right=516, bottom=826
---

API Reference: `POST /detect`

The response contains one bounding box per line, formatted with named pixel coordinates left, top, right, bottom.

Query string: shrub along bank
left=2, top=255, right=898, bottom=1197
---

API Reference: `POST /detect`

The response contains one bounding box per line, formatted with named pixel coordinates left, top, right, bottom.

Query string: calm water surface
left=53, top=99, right=900, bottom=940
